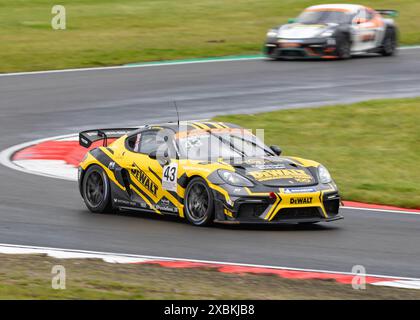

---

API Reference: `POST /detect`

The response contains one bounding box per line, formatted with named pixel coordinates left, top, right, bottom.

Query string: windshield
left=177, top=129, right=275, bottom=161
left=297, top=10, right=353, bottom=24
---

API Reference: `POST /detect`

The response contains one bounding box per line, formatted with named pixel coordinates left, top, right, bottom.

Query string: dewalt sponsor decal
left=247, top=169, right=313, bottom=183
left=130, top=163, right=158, bottom=196
left=289, top=197, right=313, bottom=205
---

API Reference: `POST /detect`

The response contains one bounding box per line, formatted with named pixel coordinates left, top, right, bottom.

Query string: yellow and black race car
left=78, top=121, right=342, bottom=226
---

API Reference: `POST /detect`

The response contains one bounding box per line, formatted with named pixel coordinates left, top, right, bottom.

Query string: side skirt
left=117, top=206, right=181, bottom=217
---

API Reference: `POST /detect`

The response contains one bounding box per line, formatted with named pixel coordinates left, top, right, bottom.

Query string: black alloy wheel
left=82, top=165, right=112, bottom=213
left=184, top=177, right=215, bottom=226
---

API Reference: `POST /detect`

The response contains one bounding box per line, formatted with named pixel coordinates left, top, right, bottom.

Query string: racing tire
left=336, top=33, right=351, bottom=59
left=82, top=165, right=112, bottom=213
left=184, top=177, right=215, bottom=226
left=381, top=28, right=397, bottom=57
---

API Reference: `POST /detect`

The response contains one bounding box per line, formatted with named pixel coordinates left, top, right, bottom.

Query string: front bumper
left=213, top=188, right=342, bottom=224
left=215, top=215, right=343, bottom=225
left=264, top=37, right=338, bottom=59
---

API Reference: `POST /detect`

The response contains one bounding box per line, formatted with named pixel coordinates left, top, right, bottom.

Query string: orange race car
left=265, top=4, right=398, bottom=59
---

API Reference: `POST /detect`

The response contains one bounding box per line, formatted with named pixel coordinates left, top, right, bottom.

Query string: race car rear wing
left=375, top=9, right=399, bottom=17
left=79, top=128, right=137, bottom=148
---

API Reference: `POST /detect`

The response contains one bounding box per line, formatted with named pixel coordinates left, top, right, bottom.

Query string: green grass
left=1, top=0, right=420, bottom=72
left=214, top=98, right=420, bottom=209
left=1, top=254, right=419, bottom=299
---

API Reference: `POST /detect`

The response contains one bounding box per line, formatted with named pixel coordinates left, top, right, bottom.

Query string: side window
left=126, top=133, right=142, bottom=152
left=138, top=130, right=163, bottom=154
left=366, top=9, right=374, bottom=21
left=353, top=9, right=366, bottom=24
left=126, top=129, right=175, bottom=156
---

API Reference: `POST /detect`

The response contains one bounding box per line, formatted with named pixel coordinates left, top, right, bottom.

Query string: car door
left=122, top=129, right=181, bottom=215
left=369, top=9, right=386, bottom=48
left=351, top=8, right=382, bottom=52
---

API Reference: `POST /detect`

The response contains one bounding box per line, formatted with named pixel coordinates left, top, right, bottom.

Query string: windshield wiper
left=209, top=132, right=246, bottom=158
left=230, top=135, right=275, bottom=156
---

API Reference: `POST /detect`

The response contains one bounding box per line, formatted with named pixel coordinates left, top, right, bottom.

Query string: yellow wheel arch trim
left=81, top=152, right=126, bottom=192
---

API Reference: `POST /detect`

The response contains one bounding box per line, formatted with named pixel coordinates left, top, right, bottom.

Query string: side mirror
left=288, top=18, right=296, bottom=24
left=149, top=149, right=171, bottom=165
left=354, top=18, right=365, bottom=25
left=270, top=145, right=282, bottom=156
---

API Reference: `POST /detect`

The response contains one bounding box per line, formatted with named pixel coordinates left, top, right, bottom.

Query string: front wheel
left=82, top=165, right=112, bottom=213
left=184, top=177, right=215, bottom=226
left=336, top=34, right=351, bottom=59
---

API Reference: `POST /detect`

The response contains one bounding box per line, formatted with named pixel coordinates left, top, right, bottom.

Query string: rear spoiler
left=375, top=9, right=399, bottom=17
left=79, top=128, right=137, bottom=148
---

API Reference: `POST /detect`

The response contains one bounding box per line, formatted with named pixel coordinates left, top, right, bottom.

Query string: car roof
left=305, top=4, right=364, bottom=13
left=131, top=121, right=242, bottom=135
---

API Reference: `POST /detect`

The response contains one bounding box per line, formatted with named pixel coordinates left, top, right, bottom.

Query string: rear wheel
left=82, top=165, right=112, bottom=213
left=184, top=177, right=215, bottom=226
left=336, top=33, right=351, bottom=59
left=381, top=28, right=397, bottom=56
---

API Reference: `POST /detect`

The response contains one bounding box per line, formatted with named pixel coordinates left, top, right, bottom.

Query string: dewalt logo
left=248, top=169, right=312, bottom=182
left=290, top=197, right=313, bottom=205
left=131, top=163, right=158, bottom=196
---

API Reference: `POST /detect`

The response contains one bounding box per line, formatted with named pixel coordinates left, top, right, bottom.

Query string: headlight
left=320, top=30, right=334, bottom=38
left=217, top=170, right=254, bottom=187
left=267, top=29, right=278, bottom=37
left=318, top=165, right=332, bottom=184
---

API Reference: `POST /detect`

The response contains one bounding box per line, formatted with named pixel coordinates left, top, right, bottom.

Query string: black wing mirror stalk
left=149, top=150, right=171, bottom=165
left=270, top=145, right=282, bottom=156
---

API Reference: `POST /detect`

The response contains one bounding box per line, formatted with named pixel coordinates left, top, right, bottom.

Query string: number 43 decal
left=162, top=163, right=178, bottom=192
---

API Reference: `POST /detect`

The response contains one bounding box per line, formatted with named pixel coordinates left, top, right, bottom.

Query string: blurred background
left=1, top=0, right=420, bottom=72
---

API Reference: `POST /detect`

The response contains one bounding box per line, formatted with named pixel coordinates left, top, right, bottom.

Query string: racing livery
left=78, top=122, right=342, bottom=226
left=264, top=4, right=398, bottom=59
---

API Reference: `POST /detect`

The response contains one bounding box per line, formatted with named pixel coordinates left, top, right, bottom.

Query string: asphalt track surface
left=1, top=49, right=420, bottom=278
